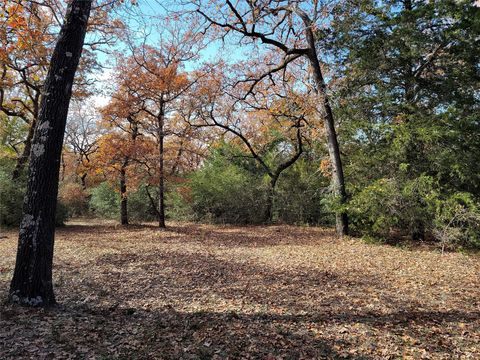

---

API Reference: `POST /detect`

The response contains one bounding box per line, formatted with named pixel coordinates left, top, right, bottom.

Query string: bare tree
left=65, top=101, right=101, bottom=188
left=191, top=0, right=349, bottom=235
left=185, top=72, right=308, bottom=222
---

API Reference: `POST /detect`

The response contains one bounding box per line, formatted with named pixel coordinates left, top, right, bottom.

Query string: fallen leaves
left=0, top=220, right=479, bottom=359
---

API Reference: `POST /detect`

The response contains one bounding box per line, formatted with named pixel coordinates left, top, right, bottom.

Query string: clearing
left=0, top=221, right=479, bottom=359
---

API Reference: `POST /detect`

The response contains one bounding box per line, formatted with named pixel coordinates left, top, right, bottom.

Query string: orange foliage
left=320, top=158, right=332, bottom=178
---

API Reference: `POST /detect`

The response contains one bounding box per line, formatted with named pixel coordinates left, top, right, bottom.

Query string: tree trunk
left=120, top=159, right=129, bottom=226
left=157, top=100, right=166, bottom=228
left=305, top=29, right=349, bottom=237
left=80, top=172, right=87, bottom=190
left=264, top=176, right=279, bottom=223
left=170, top=145, right=184, bottom=176
left=8, top=0, right=92, bottom=307
left=145, top=185, right=161, bottom=219
left=60, top=152, right=66, bottom=181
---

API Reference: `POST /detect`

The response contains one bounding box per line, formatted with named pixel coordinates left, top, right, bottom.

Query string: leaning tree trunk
left=305, top=30, right=349, bottom=237
left=157, top=100, right=166, bottom=228
left=8, top=0, right=92, bottom=307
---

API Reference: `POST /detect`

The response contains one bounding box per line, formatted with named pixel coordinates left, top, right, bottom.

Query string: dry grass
left=0, top=221, right=479, bottom=359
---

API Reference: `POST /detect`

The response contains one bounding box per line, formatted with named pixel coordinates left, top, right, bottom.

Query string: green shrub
left=1, top=160, right=68, bottom=227
left=166, top=184, right=194, bottom=221
left=89, top=182, right=119, bottom=219
left=0, top=164, right=25, bottom=226
left=347, top=178, right=399, bottom=240
left=433, top=193, right=480, bottom=250
left=189, top=153, right=267, bottom=224
left=274, top=159, right=333, bottom=225
left=347, top=174, right=480, bottom=250
left=347, top=175, right=438, bottom=240
left=88, top=182, right=174, bottom=223
left=127, top=184, right=158, bottom=222
left=55, top=201, right=69, bottom=226
left=188, top=147, right=333, bottom=225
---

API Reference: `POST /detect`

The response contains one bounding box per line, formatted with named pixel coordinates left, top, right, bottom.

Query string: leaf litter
left=0, top=220, right=479, bottom=359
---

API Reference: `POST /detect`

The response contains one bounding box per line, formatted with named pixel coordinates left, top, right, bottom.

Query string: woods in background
left=1, top=0, right=479, bottom=252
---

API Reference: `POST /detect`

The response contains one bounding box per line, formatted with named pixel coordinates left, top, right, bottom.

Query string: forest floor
left=0, top=221, right=479, bottom=359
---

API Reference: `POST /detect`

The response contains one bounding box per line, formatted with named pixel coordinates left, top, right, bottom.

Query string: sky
left=89, top=0, right=249, bottom=108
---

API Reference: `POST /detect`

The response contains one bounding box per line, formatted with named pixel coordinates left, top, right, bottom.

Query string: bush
left=166, top=184, right=194, bottom=221
left=347, top=175, right=438, bottom=240
left=127, top=184, right=158, bottom=222
left=0, top=159, right=68, bottom=227
left=0, top=163, right=25, bottom=226
left=88, top=182, right=168, bottom=223
left=433, top=193, right=480, bottom=250
left=188, top=147, right=333, bottom=225
left=59, top=182, right=90, bottom=217
left=55, top=201, right=69, bottom=226
left=347, top=178, right=399, bottom=240
left=347, top=175, right=480, bottom=250
left=274, top=159, right=333, bottom=225
left=189, top=153, right=267, bottom=224
left=89, top=182, right=119, bottom=219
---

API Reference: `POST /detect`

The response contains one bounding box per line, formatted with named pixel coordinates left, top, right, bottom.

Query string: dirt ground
left=0, top=220, right=479, bottom=359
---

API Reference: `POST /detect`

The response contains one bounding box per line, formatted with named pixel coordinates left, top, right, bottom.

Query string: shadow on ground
left=1, top=223, right=479, bottom=359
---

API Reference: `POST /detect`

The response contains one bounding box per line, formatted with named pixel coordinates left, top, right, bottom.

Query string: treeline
left=1, top=0, right=479, bottom=253
left=1, top=142, right=331, bottom=225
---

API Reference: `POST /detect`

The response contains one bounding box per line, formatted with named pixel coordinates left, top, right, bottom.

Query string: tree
left=119, top=44, right=193, bottom=228
left=8, top=0, right=92, bottom=307
left=64, top=101, right=101, bottom=189
left=93, top=132, right=153, bottom=225
left=0, top=0, right=54, bottom=179
left=193, top=0, right=349, bottom=235
left=329, top=0, right=480, bottom=242
left=187, top=70, right=310, bottom=222
left=98, top=85, right=149, bottom=225
left=0, top=0, right=122, bottom=179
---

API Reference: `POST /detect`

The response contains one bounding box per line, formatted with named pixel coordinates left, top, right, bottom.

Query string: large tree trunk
left=157, top=100, right=166, bottom=228
left=120, top=159, right=129, bottom=226
left=8, top=0, right=92, bottom=307
left=305, top=30, right=349, bottom=237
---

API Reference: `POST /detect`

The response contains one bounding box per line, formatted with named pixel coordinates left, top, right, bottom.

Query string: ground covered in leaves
left=0, top=221, right=479, bottom=359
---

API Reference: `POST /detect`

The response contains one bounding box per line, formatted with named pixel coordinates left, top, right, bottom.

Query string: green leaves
left=329, top=0, right=480, bottom=245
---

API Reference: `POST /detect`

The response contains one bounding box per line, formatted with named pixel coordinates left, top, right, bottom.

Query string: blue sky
left=90, top=0, right=252, bottom=106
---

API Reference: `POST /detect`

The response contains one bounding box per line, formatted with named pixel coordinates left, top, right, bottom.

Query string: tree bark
left=264, top=176, right=279, bottom=223
left=8, top=0, right=92, bottom=307
left=120, top=159, right=129, bottom=226
left=305, top=29, right=349, bottom=237
left=80, top=172, right=87, bottom=190
left=157, top=99, right=166, bottom=228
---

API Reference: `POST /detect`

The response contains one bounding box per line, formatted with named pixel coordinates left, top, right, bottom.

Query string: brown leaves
left=0, top=222, right=479, bottom=359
